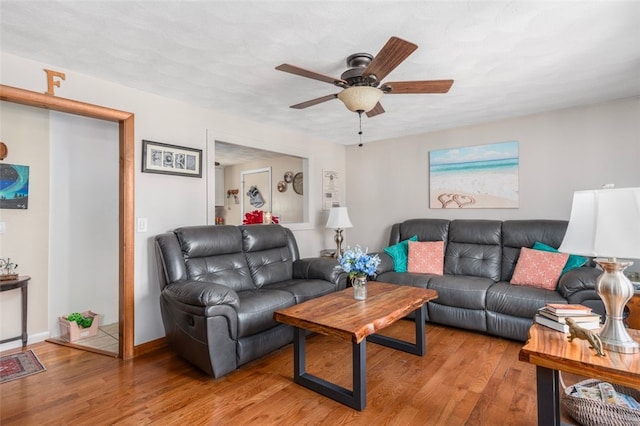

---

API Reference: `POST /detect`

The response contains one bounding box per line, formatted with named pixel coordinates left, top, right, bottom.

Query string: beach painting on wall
left=429, top=141, right=519, bottom=209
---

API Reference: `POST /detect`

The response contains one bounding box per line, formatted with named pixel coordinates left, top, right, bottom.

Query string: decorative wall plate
left=293, top=172, right=303, bottom=195
left=277, top=181, right=287, bottom=192
left=284, top=171, right=293, bottom=183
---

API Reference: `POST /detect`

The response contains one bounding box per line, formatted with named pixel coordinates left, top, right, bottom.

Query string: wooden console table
left=519, top=323, right=640, bottom=426
left=0, top=275, right=30, bottom=347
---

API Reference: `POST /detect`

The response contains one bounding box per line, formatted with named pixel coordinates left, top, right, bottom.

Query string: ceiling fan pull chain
left=358, top=111, right=363, bottom=146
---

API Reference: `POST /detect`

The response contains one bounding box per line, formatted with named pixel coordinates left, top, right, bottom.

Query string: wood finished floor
left=1, top=321, right=581, bottom=425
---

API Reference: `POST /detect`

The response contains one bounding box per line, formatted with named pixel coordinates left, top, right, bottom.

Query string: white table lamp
left=326, top=207, right=353, bottom=258
left=559, top=186, right=640, bottom=354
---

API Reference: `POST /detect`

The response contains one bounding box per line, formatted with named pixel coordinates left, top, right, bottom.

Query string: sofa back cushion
left=444, top=220, right=502, bottom=281
left=501, top=220, right=568, bottom=281
left=390, top=219, right=450, bottom=245
left=240, top=225, right=294, bottom=287
left=175, top=225, right=255, bottom=291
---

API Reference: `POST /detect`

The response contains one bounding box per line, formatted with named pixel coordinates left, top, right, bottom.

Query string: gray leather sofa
left=154, top=224, right=345, bottom=378
left=374, top=219, right=603, bottom=341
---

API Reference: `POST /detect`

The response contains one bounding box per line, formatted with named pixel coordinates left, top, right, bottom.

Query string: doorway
left=0, top=84, right=135, bottom=359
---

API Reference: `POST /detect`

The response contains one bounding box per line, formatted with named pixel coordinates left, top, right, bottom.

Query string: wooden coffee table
left=520, top=323, right=640, bottom=425
left=274, top=281, right=438, bottom=410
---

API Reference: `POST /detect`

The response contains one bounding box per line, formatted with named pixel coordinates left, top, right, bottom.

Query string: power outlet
left=136, top=217, right=148, bottom=233
left=0, top=222, right=5, bottom=234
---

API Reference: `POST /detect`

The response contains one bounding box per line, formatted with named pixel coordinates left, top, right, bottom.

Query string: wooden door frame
left=0, top=84, right=135, bottom=360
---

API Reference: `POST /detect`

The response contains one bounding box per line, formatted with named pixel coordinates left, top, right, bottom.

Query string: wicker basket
left=562, top=378, right=640, bottom=426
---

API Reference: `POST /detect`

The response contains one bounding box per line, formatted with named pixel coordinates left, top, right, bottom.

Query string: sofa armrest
left=374, top=251, right=395, bottom=276
left=557, top=267, right=601, bottom=299
left=293, top=257, right=347, bottom=288
left=163, top=280, right=240, bottom=308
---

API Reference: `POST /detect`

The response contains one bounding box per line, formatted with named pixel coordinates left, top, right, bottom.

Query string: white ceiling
left=1, top=1, right=639, bottom=146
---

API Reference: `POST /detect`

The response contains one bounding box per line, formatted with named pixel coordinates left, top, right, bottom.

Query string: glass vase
left=353, top=275, right=367, bottom=300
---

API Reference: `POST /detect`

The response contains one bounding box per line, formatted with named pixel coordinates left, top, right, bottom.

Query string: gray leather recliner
left=155, top=224, right=346, bottom=378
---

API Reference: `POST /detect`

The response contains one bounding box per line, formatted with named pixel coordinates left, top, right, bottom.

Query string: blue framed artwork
left=0, top=164, right=29, bottom=209
left=429, top=141, right=519, bottom=209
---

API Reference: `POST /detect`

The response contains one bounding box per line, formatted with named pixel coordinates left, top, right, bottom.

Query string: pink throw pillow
left=510, top=247, right=569, bottom=290
left=407, top=241, right=444, bottom=275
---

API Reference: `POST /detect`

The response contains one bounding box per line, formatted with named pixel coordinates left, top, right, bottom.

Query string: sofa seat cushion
left=376, top=271, right=432, bottom=288
left=236, top=289, right=296, bottom=338
left=264, top=279, right=336, bottom=303
left=486, top=281, right=567, bottom=319
left=427, top=275, right=494, bottom=310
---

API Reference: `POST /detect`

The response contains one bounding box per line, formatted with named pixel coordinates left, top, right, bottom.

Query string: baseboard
left=0, top=331, right=49, bottom=353
left=134, top=336, right=167, bottom=357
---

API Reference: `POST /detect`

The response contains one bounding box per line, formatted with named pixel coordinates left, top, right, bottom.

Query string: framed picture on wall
left=429, top=141, right=519, bottom=209
left=141, top=140, right=202, bottom=178
left=0, top=163, right=29, bottom=209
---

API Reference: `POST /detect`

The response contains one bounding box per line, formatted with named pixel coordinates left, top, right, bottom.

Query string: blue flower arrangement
left=337, top=245, right=381, bottom=279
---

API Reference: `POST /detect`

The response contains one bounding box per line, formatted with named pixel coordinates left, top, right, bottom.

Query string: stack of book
left=534, top=303, right=601, bottom=333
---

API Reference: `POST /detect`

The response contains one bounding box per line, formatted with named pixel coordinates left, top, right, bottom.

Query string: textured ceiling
left=1, top=1, right=639, bottom=145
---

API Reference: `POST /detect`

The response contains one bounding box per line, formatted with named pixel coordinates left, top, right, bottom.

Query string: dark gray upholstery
left=375, top=218, right=604, bottom=341
left=155, top=224, right=346, bottom=378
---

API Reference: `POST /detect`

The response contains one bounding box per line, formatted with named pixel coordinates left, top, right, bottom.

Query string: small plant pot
left=58, top=310, right=100, bottom=342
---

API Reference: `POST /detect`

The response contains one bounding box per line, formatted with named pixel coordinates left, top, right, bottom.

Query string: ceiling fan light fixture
left=337, top=86, right=383, bottom=113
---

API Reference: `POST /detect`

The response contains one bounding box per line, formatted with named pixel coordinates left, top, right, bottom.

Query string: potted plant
left=59, top=311, right=100, bottom=342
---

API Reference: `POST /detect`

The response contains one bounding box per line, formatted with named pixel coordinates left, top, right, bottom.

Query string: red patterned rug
left=0, top=350, right=46, bottom=383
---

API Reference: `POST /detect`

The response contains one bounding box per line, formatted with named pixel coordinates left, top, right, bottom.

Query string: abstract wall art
left=0, top=163, right=30, bottom=209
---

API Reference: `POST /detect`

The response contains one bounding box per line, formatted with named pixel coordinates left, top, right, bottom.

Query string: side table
left=0, top=275, right=31, bottom=347
left=519, top=323, right=640, bottom=425
left=628, top=295, right=640, bottom=329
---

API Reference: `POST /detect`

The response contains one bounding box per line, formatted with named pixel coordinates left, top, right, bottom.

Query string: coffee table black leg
left=293, top=327, right=367, bottom=410
left=536, top=366, right=561, bottom=426
left=367, top=304, right=426, bottom=355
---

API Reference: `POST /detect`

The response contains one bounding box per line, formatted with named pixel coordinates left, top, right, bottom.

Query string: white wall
left=345, top=97, right=640, bottom=261
left=0, top=103, right=50, bottom=345
left=1, top=52, right=346, bottom=345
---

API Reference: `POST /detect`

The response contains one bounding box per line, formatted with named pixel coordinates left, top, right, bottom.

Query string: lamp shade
left=326, top=207, right=353, bottom=229
left=337, top=87, right=383, bottom=113
left=558, top=187, right=640, bottom=258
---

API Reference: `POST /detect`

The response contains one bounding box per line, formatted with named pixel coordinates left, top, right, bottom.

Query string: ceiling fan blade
left=366, top=102, right=385, bottom=118
left=382, top=80, right=454, bottom=94
left=276, top=64, right=347, bottom=87
left=363, top=36, right=418, bottom=81
left=290, top=94, right=339, bottom=109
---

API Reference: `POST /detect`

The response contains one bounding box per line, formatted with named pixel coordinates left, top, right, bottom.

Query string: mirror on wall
left=212, top=141, right=308, bottom=225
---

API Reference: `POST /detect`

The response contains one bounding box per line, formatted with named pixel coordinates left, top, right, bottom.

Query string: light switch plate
left=136, top=217, right=147, bottom=233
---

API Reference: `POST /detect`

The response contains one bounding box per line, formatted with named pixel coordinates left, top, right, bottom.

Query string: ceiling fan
left=275, top=36, right=454, bottom=118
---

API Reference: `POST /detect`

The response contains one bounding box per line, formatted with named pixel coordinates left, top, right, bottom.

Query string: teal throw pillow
left=384, top=235, right=419, bottom=273
left=532, top=241, right=588, bottom=275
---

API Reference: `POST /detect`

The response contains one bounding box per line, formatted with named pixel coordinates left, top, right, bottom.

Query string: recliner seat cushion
left=236, top=289, right=296, bottom=338
left=427, top=275, right=494, bottom=310
left=264, top=278, right=337, bottom=303
left=486, top=281, right=567, bottom=318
